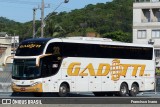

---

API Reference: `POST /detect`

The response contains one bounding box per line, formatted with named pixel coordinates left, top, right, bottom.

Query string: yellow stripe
left=36, top=54, right=52, bottom=67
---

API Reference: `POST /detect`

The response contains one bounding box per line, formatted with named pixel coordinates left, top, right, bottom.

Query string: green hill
left=0, top=17, right=22, bottom=35
left=44, top=0, right=133, bottom=42
left=0, top=0, right=133, bottom=42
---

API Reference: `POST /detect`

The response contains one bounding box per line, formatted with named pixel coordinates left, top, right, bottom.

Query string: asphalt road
left=0, top=76, right=159, bottom=106
left=0, top=92, right=160, bottom=106
left=0, top=91, right=160, bottom=97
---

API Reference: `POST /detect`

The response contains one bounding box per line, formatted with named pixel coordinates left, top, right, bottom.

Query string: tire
left=58, top=83, right=69, bottom=97
left=119, top=83, right=128, bottom=97
left=129, top=84, right=139, bottom=97
left=93, top=92, right=105, bottom=96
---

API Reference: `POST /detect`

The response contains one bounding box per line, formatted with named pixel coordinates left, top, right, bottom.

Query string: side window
left=53, top=46, right=60, bottom=55
left=142, top=48, right=153, bottom=60
left=61, top=43, right=78, bottom=57
left=40, top=56, right=60, bottom=77
left=46, top=43, right=54, bottom=54
left=77, top=44, right=96, bottom=57
left=41, top=58, right=52, bottom=77
left=46, top=43, right=61, bottom=56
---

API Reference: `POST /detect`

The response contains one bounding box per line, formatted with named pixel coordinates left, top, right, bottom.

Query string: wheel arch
left=131, top=82, right=139, bottom=89
left=118, top=81, right=129, bottom=96
left=60, top=81, right=70, bottom=92
left=120, top=82, right=129, bottom=89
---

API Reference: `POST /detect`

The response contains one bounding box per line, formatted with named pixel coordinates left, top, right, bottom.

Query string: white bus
left=11, top=37, right=155, bottom=97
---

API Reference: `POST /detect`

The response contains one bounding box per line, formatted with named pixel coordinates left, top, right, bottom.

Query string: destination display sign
left=19, top=44, right=42, bottom=49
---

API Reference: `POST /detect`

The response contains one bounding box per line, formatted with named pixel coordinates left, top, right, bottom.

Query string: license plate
left=20, top=87, right=26, bottom=91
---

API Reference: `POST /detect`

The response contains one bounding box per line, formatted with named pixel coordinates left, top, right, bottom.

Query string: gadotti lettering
left=67, top=59, right=146, bottom=81
left=19, top=44, right=41, bottom=49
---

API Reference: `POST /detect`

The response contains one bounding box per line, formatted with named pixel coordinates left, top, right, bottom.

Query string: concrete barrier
left=0, top=64, right=12, bottom=92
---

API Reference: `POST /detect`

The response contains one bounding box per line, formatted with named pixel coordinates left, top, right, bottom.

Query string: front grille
left=16, top=85, right=30, bottom=87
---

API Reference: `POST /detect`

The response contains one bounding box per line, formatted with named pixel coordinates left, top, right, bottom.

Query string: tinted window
left=46, top=42, right=153, bottom=60
left=12, top=59, right=41, bottom=80
left=16, top=38, right=51, bottom=56
left=95, top=45, right=153, bottom=60
left=46, top=43, right=62, bottom=57
left=40, top=55, right=61, bottom=77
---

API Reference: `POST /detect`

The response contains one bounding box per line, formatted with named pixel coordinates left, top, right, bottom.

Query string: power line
left=0, top=0, right=71, bottom=12
left=0, top=0, right=41, bottom=3
left=34, top=0, right=70, bottom=38
left=0, top=0, right=50, bottom=6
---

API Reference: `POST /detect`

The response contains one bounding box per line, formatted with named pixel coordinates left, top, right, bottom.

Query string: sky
left=0, top=0, right=112, bottom=23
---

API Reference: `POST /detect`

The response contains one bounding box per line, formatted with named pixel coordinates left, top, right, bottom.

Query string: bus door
left=40, top=59, right=52, bottom=92
left=40, top=56, right=61, bottom=92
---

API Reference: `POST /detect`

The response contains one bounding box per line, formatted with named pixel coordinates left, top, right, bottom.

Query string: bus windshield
left=15, top=38, right=51, bottom=56
left=12, top=59, right=40, bottom=79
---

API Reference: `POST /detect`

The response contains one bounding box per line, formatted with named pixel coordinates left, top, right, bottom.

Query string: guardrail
left=0, top=64, right=12, bottom=92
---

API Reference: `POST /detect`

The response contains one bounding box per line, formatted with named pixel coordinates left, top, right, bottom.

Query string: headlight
left=30, top=82, right=40, bottom=87
left=12, top=82, right=16, bottom=86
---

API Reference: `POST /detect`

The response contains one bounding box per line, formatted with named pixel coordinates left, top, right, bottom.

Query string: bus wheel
left=58, top=83, right=69, bottom=97
left=93, top=92, right=105, bottom=96
left=129, top=84, right=139, bottom=97
left=119, top=83, right=128, bottom=97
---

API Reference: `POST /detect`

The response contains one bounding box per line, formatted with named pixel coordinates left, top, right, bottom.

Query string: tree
left=0, top=0, right=133, bottom=43
left=102, top=31, right=132, bottom=43
left=52, top=24, right=66, bottom=37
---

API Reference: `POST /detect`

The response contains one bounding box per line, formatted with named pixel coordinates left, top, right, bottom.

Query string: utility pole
left=13, top=33, right=16, bottom=54
left=40, top=0, right=68, bottom=38
left=41, top=0, right=44, bottom=38
left=40, top=0, right=50, bottom=38
left=33, top=7, right=38, bottom=38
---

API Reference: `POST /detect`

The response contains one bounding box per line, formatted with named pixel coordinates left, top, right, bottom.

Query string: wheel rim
left=131, top=86, right=137, bottom=93
left=121, top=86, right=127, bottom=94
left=60, top=86, right=67, bottom=94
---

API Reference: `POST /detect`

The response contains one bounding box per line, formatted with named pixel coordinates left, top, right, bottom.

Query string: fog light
left=36, top=88, right=39, bottom=91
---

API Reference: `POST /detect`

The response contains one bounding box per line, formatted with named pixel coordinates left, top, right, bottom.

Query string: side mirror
left=2, top=63, right=6, bottom=66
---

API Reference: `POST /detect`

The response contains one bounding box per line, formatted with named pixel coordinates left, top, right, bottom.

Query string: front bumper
left=12, top=83, right=43, bottom=92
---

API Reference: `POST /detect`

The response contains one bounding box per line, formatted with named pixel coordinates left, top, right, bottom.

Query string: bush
left=156, top=68, right=160, bottom=76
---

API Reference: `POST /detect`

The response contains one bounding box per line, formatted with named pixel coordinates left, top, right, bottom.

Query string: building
left=0, top=32, right=19, bottom=70
left=0, top=32, right=8, bottom=37
left=11, top=36, right=19, bottom=54
left=0, top=32, right=12, bottom=67
left=133, top=0, right=160, bottom=68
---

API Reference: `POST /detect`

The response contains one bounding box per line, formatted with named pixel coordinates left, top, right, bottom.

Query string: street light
left=33, top=0, right=69, bottom=38
left=64, top=0, right=69, bottom=3
left=44, top=0, right=69, bottom=21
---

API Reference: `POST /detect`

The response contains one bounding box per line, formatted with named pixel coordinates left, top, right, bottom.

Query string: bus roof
left=20, top=38, right=52, bottom=44
left=46, top=37, right=153, bottom=48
